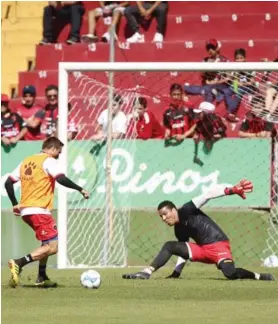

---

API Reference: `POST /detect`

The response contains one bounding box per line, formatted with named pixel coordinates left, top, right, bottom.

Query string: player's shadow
left=1, top=142, right=17, bottom=153
left=193, top=139, right=218, bottom=167
left=90, top=141, right=106, bottom=156
left=164, top=139, right=184, bottom=148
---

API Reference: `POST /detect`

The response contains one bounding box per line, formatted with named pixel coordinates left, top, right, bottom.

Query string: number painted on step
left=54, top=43, right=63, bottom=50
left=118, top=42, right=130, bottom=50
left=39, top=71, right=47, bottom=78
left=201, top=15, right=209, bottom=22
left=156, top=42, right=163, bottom=49
left=88, top=43, right=96, bottom=52
left=184, top=41, right=193, bottom=48
left=104, top=16, right=112, bottom=25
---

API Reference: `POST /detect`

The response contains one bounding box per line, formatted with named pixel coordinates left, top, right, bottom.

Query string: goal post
left=57, top=61, right=278, bottom=269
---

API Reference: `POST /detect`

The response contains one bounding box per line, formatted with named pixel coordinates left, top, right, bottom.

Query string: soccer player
left=122, top=180, right=274, bottom=281
left=4, top=136, right=90, bottom=287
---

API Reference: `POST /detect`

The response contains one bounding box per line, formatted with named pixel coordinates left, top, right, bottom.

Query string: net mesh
left=63, top=69, right=278, bottom=268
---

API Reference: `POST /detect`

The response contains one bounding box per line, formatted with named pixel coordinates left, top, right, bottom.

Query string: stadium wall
left=1, top=139, right=272, bottom=266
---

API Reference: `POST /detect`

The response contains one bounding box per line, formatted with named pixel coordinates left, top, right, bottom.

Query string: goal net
left=57, top=62, right=278, bottom=269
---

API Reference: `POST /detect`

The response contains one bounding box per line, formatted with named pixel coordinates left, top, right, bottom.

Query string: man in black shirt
left=123, top=180, right=274, bottom=281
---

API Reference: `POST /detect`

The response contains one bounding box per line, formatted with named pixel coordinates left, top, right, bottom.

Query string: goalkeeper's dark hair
left=113, top=93, right=123, bottom=105
left=133, top=96, right=147, bottom=108
left=42, top=136, right=64, bottom=150
left=170, top=83, right=183, bottom=94
left=157, top=200, right=177, bottom=211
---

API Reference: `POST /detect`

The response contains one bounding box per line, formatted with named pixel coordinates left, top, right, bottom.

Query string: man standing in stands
left=16, top=86, right=43, bottom=141
left=126, top=96, right=163, bottom=139
left=1, top=94, right=28, bottom=146
left=163, top=83, right=196, bottom=143
left=40, top=1, right=85, bottom=45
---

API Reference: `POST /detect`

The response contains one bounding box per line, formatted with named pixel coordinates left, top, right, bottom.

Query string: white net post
left=57, top=62, right=278, bottom=269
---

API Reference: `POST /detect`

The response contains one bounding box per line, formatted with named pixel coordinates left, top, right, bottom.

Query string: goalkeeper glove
left=224, top=179, right=253, bottom=199
left=165, top=270, right=181, bottom=279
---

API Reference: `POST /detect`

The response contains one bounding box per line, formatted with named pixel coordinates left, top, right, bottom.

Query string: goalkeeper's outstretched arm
left=192, top=179, right=253, bottom=209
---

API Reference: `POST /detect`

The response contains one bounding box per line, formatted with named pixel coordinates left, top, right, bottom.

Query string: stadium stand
left=3, top=1, right=278, bottom=138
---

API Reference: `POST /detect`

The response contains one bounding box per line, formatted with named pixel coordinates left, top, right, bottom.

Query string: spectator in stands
left=35, top=85, right=78, bottom=141
left=93, top=93, right=127, bottom=141
left=126, top=96, right=163, bottom=139
left=17, top=85, right=43, bottom=140
left=38, top=85, right=59, bottom=138
left=222, top=48, right=257, bottom=122
left=239, top=110, right=275, bottom=138
left=82, top=1, right=129, bottom=43
left=40, top=1, right=85, bottom=45
left=125, top=1, right=168, bottom=43
left=1, top=94, right=27, bottom=146
left=193, top=101, right=227, bottom=141
left=163, top=83, right=196, bottom=143
left=266, top=84, right=278, bottom=120
left=184, top=39, right=232, bottom=108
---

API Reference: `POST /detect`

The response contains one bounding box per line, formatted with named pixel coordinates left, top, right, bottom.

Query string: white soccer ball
left=80, top=270, right=101, bottom=289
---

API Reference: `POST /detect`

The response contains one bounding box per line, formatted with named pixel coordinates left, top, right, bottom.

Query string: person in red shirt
left=16, top=85, right=43, bottom=140
left=163, top=83, right=196, bottom=143
left=126, top=96, right=163, bottom=139
left=1, top=94, right=27, bottom=146
left=239, top=111, right=275, bottom=138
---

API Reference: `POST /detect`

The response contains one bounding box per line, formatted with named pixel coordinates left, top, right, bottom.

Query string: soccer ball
left=80, top=270, right=101, bottom=289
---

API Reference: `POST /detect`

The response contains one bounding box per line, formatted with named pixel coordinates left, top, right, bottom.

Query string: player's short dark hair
left=133, top=96, right=147, bottom=108
left=113, top=93, right=123, bottom=105
left=45, top=84, right=58, bottom=94
left=234, top=48, right=246, bottom=58
left=157, top=200, right=177, bottom=211
left=170, top=83, right=183, bottom=94
left=42, top=136, right=64, bottom=150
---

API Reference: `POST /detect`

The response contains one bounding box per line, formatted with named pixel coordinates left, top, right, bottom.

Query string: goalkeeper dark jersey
left=174, top=201, right=229, bottom=245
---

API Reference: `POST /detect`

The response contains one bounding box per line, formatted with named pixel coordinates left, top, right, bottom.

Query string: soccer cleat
left=165, top=271, right=181, bottom=279
left=122, top=271, right=150, bottom=279
left=8, top=259, right=22, bottom=288
left=35, top=276, right=58, bottom=288
left=259, top=273, right=275, bottom=281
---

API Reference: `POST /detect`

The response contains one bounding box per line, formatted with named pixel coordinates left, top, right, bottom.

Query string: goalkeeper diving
left=123, top=180, right=274, bottom=281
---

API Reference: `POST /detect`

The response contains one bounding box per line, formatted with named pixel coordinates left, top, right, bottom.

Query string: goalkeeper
left=123, top=180, right=274, bottom=281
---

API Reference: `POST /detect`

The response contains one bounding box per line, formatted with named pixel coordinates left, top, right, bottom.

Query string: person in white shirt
left=93, top=94, right=127, bottom=141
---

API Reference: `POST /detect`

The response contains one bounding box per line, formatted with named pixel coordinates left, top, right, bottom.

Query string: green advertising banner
left=1, top=139, right=271, bottom=210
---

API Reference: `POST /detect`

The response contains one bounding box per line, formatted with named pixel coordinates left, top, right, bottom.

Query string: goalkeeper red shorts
left=186, top=241, right=233, bottom=265
left=22, top=214, right=58, bottom=242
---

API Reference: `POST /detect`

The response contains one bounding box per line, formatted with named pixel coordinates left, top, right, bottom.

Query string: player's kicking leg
left=218, top=259, right=275, bottom=281
left=123, top=241, right=189, bottom=279
left=8, top=239, right=58, bottom=287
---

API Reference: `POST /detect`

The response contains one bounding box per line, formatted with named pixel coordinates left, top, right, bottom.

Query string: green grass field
left=2, top=266, right=278, bottom=324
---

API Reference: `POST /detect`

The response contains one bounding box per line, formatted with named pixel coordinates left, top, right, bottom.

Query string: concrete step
left=2, top=29, right=42, bottom=45
left=1, top=17, right=42, bottom=31
left=14, top=1, right=46, bottom=19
